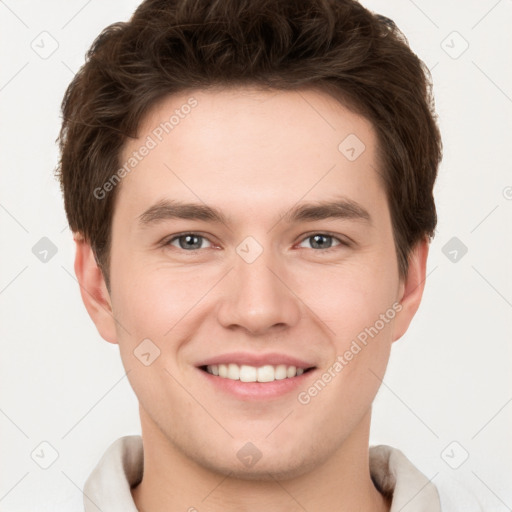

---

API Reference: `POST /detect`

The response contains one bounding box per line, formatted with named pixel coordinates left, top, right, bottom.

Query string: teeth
left=274, top=364, right=287, bottom=380
left=205, top=363, right=308, bottom=382
left=257, top=365, right=274, bottom=382
left=227, top=363, right=239, bottom=380
left=240, top=365, right=257, bottom=382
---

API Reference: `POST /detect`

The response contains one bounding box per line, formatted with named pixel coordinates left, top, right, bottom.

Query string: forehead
left=114, top=86, right=384, bottom=226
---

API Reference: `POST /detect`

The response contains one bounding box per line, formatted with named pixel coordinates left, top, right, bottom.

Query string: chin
left=188, top=442, right=323, bottom=482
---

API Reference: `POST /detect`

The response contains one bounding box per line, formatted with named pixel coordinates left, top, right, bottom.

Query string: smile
left=201, top=363, right=314, bottom=382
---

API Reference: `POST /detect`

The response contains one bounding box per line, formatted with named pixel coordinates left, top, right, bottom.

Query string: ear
left=393, top=238, right=429, bottom=342
left=73, top=235, right=118, bottom=344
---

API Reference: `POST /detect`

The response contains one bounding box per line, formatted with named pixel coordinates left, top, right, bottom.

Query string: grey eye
left=299, top=234, right=341, bottom=250
left=169, top=234, right=211, bottom=250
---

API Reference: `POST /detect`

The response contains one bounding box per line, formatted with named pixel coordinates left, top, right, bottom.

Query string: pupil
left=181, top=235, right=201, bottom=249
left=312, top=234, right=330, bottom=249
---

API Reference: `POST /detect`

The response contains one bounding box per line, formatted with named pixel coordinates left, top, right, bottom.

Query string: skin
left=74, top=87, right=428, bottom=512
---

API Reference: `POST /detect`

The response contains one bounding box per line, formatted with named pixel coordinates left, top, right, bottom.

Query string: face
left=80, top=87, right=424, bottom=480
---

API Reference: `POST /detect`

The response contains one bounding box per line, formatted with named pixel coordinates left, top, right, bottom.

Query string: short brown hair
left=56, top=0, right=442, bottom=290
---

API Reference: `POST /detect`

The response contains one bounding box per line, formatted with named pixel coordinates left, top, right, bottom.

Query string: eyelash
left=162, top=232, right=351, bottom=253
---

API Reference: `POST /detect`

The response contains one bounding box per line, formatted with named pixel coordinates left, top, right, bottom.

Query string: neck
left=131, top=408, right=389, bottom=512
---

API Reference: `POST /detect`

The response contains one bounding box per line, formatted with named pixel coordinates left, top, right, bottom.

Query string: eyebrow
left=137, top=197, right=371, bottom=228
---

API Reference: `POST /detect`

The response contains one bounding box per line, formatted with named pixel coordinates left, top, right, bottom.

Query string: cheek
left=111, top=262, right=224, bottom=376
left=111, top=267, right=199, bottom=412
left=112, top=262, right=206, bottom=332
left=295, top=257, right=399, bottom=338
left=293, top=257, right=398, bottom=398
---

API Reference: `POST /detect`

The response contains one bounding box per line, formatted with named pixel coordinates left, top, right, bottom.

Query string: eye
left=166, top=233, right=213, bottom=251
left=297, top=233, right=347, bottom=251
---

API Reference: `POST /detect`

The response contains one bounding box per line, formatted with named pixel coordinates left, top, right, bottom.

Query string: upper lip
left=196, top=352, right=316, bottom=369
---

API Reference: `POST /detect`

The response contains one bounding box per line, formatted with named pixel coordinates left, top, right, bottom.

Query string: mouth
left=199, top=363, right=316, bottom=383
left=195, top=352, right=318, bottom=400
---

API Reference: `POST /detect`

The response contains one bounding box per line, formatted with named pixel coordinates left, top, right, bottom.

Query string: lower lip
left=197, top=367, right=316, bottom=401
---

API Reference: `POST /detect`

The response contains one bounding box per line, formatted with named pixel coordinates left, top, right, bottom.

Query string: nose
left=216, top=245, right=302, bottom=336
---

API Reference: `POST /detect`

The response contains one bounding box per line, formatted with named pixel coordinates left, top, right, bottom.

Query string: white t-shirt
left=82, top=436, right=482, bottom=511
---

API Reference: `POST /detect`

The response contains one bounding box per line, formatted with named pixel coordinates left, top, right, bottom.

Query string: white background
left=0, top=0, right=511, bottom=510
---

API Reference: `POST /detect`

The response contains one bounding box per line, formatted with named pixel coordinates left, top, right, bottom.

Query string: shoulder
left=83, top=435, right=143, bottom=511
left=369, top=445, right=485, bottom=512
left=435, top=474, right=486, bottom=512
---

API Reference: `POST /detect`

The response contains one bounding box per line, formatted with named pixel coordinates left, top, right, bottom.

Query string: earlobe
left=392, top=238, right=429, bottom=342
left=73, top=235, right=118, bottom=344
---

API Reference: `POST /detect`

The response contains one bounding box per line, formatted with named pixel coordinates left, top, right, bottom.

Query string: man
left=56, top=0, right=456, bottom=510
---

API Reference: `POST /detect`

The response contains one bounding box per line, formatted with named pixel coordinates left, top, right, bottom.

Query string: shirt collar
left=83, top=436, right=440, bottom=512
